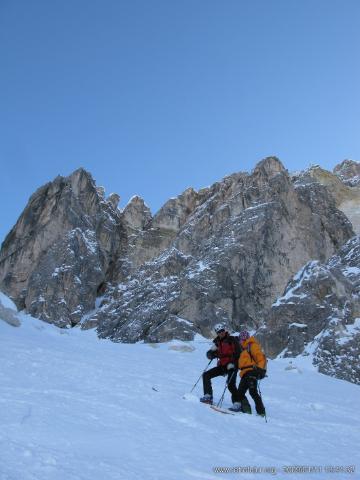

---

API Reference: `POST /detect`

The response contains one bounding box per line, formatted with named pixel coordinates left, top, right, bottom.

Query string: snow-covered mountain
left=1, top=294, right=359, bottom=480
left=1, top=157, right=360, bottom=385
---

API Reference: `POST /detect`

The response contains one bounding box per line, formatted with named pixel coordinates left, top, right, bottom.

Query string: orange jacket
left=238, top=336, right=267, bottom=377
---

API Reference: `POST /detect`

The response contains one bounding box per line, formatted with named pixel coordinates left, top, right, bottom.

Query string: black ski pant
left=235, top=371, right=265, bottom=415
left=202, top=365, right=237, bottom=403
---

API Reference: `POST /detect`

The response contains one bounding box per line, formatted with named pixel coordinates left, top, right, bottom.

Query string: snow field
left=0, top=313, right=359, bottom=480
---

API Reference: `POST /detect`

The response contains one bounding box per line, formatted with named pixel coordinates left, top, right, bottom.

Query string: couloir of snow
left=1, top=306, right=359, bottom=480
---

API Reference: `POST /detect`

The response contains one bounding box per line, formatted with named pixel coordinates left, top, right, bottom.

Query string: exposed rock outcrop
left=293, top=164, right=360, bottom=234
left=258, top=236, right=360, bottom=384
left=334, top=159, right=360, bottom=187
left=81, top=157, right=354, bottom=343
left=0, top=293, right=20, bottom=327
left=122, top=196, right=152, bottom=230
left=0, top=169, right=123, bottom=327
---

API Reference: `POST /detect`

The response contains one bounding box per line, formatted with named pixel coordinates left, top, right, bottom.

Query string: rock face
left=0, top=293, right=21, bottom=327
left=293, top=164, right=360, bottom=234
left=83, top=157, right=354, bottom=342
left=258, top=236, right=360, bottom=385
left=334, top=159, right=360, bottom=187
left=0, top=158, right=357, bottom=355
left=122, top=196, right=152, bottom=230
left=0, top=169, right=123, bottom=327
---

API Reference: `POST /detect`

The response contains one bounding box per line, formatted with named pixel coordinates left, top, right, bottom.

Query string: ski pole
left=257, top=380, right=267, bottom=423
left=217, top=369, right=237, bottom=408
left=189, top=359, right=213, bottom=393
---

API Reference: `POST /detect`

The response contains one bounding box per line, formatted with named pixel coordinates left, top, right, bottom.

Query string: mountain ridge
left=1, top=157, right=360, bottom=384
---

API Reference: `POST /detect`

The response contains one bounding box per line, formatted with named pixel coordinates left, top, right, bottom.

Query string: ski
left=210, top=405, right=236, bottom=415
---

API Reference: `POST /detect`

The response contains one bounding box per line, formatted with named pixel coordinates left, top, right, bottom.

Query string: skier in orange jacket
left=229, top=330, right=266, bottom=416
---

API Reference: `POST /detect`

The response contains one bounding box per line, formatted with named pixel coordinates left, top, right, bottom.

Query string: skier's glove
left=253, top=366, right=266, bottom=379
left=206, top=350, right=217, bottom=360
left=227, top=363, right=235, bottom=371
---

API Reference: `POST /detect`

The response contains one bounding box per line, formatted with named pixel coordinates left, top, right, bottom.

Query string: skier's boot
left=241, top=398, right=252, bottom=414
left=229, top=402, right=241, bottom=412
left=200, top=394, right=213, bottom=404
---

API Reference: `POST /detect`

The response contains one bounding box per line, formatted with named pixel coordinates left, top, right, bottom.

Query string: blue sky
left=1, top=0, right=359, bottom=243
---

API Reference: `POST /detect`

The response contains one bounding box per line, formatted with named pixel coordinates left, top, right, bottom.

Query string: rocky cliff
left=334, top=159, right=360, bottom=187
left=0, top=169, right=123, bottom=327
left=293, top=163, right=360, bottom=234
left=258, top=235, right=360, bottom=384
left=1, top=157, right=359, bottom=383
left=86, top=157, right=354, bottom=343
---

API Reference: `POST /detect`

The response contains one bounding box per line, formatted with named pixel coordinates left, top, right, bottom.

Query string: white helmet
left=214, top=322, right=226, bottom=334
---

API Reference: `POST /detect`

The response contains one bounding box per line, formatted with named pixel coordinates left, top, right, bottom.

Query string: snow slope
left=1, top=309, right=359, bottom=480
